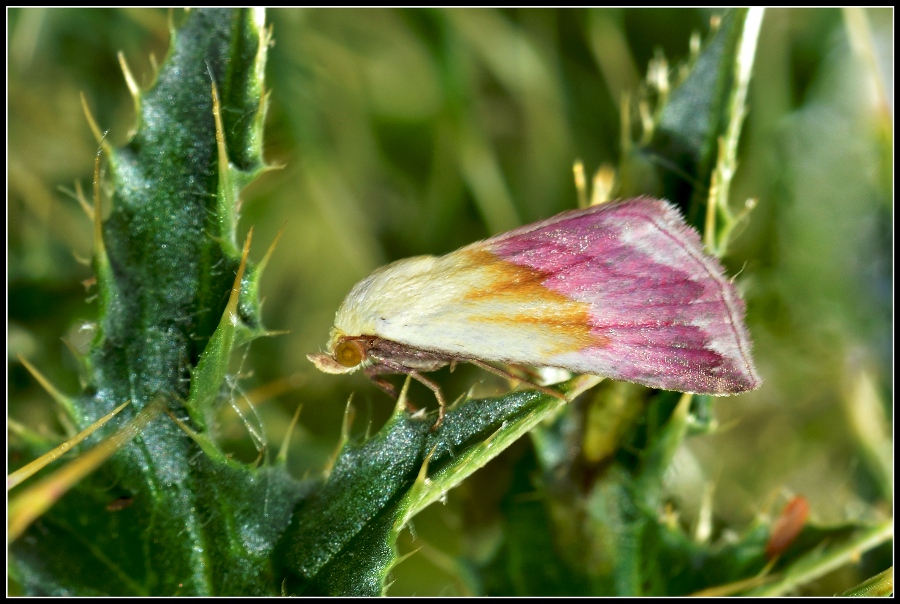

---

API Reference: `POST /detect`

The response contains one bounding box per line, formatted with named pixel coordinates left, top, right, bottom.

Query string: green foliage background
left=8, top=8, right=892, bottom=596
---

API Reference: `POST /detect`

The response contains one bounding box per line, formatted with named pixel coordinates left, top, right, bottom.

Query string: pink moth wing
left=317, top=197, right=760, bottom=397
left=474, top=197, right=760, bottom=394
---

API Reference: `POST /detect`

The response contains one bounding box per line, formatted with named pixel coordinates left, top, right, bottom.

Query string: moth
left=309, top=197, right=760, bottom=427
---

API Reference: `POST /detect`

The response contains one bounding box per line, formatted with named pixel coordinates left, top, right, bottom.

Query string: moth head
left=307, top=337, right=368, bottom=374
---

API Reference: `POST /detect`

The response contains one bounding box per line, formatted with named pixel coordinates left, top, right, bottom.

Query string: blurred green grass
left=8, top=8, right=892, bottom=596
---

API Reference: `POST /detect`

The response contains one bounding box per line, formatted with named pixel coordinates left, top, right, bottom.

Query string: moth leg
left=365, top=360, right=447, bottom=428
left=407, top=371, right=447, bottom=430
left=469, top=359, right=567, bottom=402
left=369, top=368, right=445, bottom=427
left=365, top=371, right=397, bottom=398
left=363, top=368, right=420, bottom=412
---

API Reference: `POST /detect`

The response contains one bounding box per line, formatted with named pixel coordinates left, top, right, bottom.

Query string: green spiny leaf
left=277, top=377, right=599, bottom=596
left=10, top=9, right=306, bottom=596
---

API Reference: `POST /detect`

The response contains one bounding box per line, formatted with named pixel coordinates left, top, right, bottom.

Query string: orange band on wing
left=459, top=249, right=607, bottom=354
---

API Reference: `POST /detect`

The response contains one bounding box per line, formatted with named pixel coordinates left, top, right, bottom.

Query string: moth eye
left=334, top=340, right=363, bottom=368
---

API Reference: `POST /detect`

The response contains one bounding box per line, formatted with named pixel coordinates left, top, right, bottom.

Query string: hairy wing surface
left=354, top=198, right=759, bottom=394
